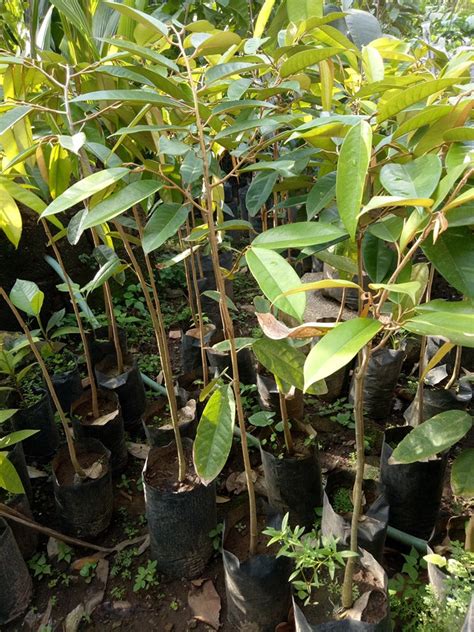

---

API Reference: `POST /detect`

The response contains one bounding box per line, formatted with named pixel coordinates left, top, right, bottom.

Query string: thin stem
left=445, top=345, right=462, bottom=390
left=336, top=288, right=346, bottom=324
left=173, top=25, right=257, bottom=554
left=341, top=345, right=371, bottom=609
left=466, top=514, right=474, bottom=553
left=115, top=220, right=186, bottom=482
left=0, top=288, right=86, bottom=478
left=42, top=219, right=99, bottom=418
left=103, top=280, right=124, bottom=374
left=188, top=237, right=209, bottom=387
left=416, top=265, right=435, bottom=426
left=178, top=227, right=197, bottom=326
left=279, top=391, right=294, bottom=456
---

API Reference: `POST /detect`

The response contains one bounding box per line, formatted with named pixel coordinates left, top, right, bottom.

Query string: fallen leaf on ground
left=84, top=460, right=103, bottom=479
left=27, top=465, right=48, bottom=478
left=128, top=442, right=150, bottom=459
left=188, top=579, right=221, bottom=629
left=91, top=409, right=119, bottom=426
left=71, top=554, right=103, bottom=571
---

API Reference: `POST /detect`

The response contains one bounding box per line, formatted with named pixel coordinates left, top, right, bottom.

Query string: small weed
left=111, top=586, right=126, bottom=600
left=332, top=488, right=353, bottom=514
left=133, top=560, right=158, bottom=592
left=209, top=522, right=224, bottom=551
left=57, top=542, right=73, bottom=564
left=80, top=561, right=97, bottom=584
left=111, top=548, right=138, bottom=580
left=169, top=598, right=180, bottom=611
left=28, top=553, right=53, bottom=580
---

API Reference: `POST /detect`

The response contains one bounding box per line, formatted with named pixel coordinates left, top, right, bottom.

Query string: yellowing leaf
left=0, top=185, right=22, bottom=247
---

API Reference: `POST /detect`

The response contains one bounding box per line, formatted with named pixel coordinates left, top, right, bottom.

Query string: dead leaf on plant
left=91, top=409, right=119, bottom=426
left=188, top=578, right=221, bottom=629
left=128, top=442, right=150, bottom=459
left=27, top=465, right=48, bottom=478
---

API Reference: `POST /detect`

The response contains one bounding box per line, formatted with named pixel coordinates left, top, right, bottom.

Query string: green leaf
left=423, top=554, right=447, bottom=568
left=253, top=337, right=326, bottom=396
left=0, top=185, right=22, bottom=247
left=0, top=451, right=24, bottom=494
left=0, top=409, right=17, bottom=424
left=345, top=9, right=383, bottom=49
left=10, top=279, right=44, bottom=317
left=362, top=233, right=396, bottom=282
left=367, top=216, right=403, bottom=243
left=280, top=47, right=342, bottom=78
left=101, top=38, right=179, bottom=72
left=41, top=168, right=129, bottom=217
left=249, top=410, right=275, bottom=427
left=212, top=338, right=256, bottom=352
left=246, top=171, right=278, bottom=217
left=252, top=221, right=347, bottom=250
left=180, top=151, right=203, bottom=185
left=72, top=90, right=176, bottom=107
left=246, top=247, right=306, bottom=322
left=0, top=429, right=39, bottom=449
left=369, top=282, right=421, bottom=304
left=254, top=0, right=276, bottom=38
left=83, top=180, right=162, bottom=229
left=314, top=250, right=358, bottom=276
left=304, top=318, right=382, bottom=390
left=361, top=196, right=434, bottom=216
left=280, top=278, right=362, bottom=298
left=390, top=410, right=472, bottom=464
left=105, top=2, right=168, bottom=36
left=404, top=299, right=474, bottom=348
left=392, top=105, right=452, bottom=140
left=193, top=384, right=235, bottom=484
left=451, top=449, right=474, bottom=497
left=376, top=78, right=461, bottom=124
left=58, top=133, right=86, bottom=155
left=49, top=144, right=71, bottom=200
left=287, top=0, right=323, bottom=22
left=202, top=290, right=237, bottom=311
left=82, top=256, right=127, bottom=295
left=205, top=62, right=265, bottom=85
left=422, top=227, right=474, bottom=298
left=142, top=203, right=190, bottom=254
left=195, top=31, right=241, bottom=55
left=380, top=155, right=442, bottom=199
left=306, top=173, right=336, bottom=220
left=336, top=120, right=372, bottom=240
left=0, top=105, right=32, bottom=135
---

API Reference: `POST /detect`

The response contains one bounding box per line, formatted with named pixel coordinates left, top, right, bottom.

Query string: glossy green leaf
left=390, top=410, right=472, bottom=464
left=101, top=38, right=179, bottom=71
left=304, top=318, right=382, bottom=390
left=0, top=105, right=32, bottom=135
left=392, top=105, right=452, bottom=139
left=83, top=180, right=162, bottom=229
left=181, top=151, right=203, bottom=185
left=252, top=221, right=347, bottom=250
left=246, top=247, right=305, bottom=322
left=202, top=290, right=237, bottom=311
left=287, top=0, right=323, bottom=22
left=362, top=45, right=384, bottom=82
left=377, top=78, right=461, bottom=124
left=361, top=196, right=433, bottom=217
left=206, top=62, right=264, bottom=84
left=404, top=299, right=474, bottom=348
left=72, top=90, right=175, bottom=107
left=58, top=133, right=86, bottom=155
left=367, top=216, right=403, bottom=243
left=253, top=338, right=326, bottom=396
left=314, top=250, right=358, bottom=276
left=380, top=155, right=442, bottom=199
left=443, top=188, right=474, bottom=212
left=143, top=203, right=190, bottom=254
left=248, top=410, right=275, bottom=427
left=0, top=451, right=24, bottom=494
left=280, top=47, right=342, bottom=78
left=280, top=278, right=362, bottom=298
left=193, top=384, right=235, bottom=484
left=0, top=409, right=17, bottom=424
left=41, top=168, right=129, bottom=217
left=10, top=279, right=44, bottom=317
left=105, top=2, right=168, bottom=36
left=451, top=449, right=474, bottom=497
left=362, top=233, right=396, bottom=282
left=336, top=120, right=372, bottom=240
left=369, top=282, right=421, bottom=304
left=196, top=31, right=241, bottom=55
left=246, top=171, right=278, bottom=217
left=0, top=429, right=39, bottom=449
left=422, top=227, right=474, bottom=298
left=306, top=173, right=336, bottom=220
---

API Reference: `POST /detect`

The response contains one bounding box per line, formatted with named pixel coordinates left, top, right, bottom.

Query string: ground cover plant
left=0, top=0, right=472, bottom=630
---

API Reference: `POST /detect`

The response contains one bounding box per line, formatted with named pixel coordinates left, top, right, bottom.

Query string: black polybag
left=52, top=439, right=113, bottom=538
left=13, top=389, right=60, bottom=458
left=143, top=440, right=216, bottom=579
left=380, top=426, right=447, bottom=539
left=0, top=518, right=32, bottom=625
left=321, top=470, right=388, bottom=562
left=349, top=348, right=405, bottom=420
left=261, top=444, right=323, bottom=530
